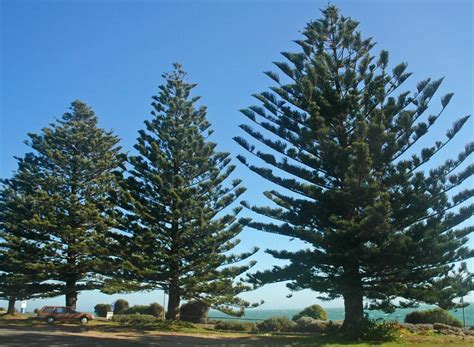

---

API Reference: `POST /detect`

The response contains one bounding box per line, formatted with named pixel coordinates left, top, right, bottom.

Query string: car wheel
left=80, top=317, right=88, bottom=324
left=46, top=316, right=55, bottom=324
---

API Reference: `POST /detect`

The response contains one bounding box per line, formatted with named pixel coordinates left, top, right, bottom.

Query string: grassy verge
left=1, top=314, right=473, bottom=346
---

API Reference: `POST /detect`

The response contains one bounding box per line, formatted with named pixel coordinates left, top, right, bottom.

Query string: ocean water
left=209, top=304, right=474, bottom=326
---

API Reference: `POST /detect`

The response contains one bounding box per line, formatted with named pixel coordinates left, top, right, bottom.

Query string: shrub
left=124, top=305, right=148, bottom=315
left=294, top=317, right=329, bottom=332
left=257, top=316, right=296, bottom=332
left=113, top=299, right=129, bottom=315
left=146, top=303, right=164, bottom=318
left=0, top=307, right=5, bottom=311
left=292, top=304, right=327, bottom=321
left=180, top=300, right=210, bottom=323
left=214, top=320, right=257, bottom=332
left=112, top=314, right=157, bottom=325
left=404, top=308, right=462, bottom=328
left=94, top=303, right=112, bottom=317
left=124, top=303, right=164, bottom=318
left=342, top=318, right=399, bottom=342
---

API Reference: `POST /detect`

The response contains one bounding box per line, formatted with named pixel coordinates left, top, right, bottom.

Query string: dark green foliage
left=236, top=5, right=473, bottom=331
left=1, top=176, right=62, bottom=308
left=1, top=100, right=124, bottom=309
left=428, top=262, right=473, bottom=310
left=214, top=320, right=257, bottom=332
left=342, top=318, right=399, bottom=341
left=257, top=316, right=296, bottom=332
left=124, top=303, right=164, bottom=317
left=108, top=64, right=259, bottom=319
left=405, top=308, right=462, bottom=328
left=292, top=304, right=327, bottom=321
left=94, top=304, right=112, bottom=317
left=113, top=299, right=129, bottom=315
left=124, top=305, right=149, bottom=315
left=180, top=300, right=210, bottom=323
left=112, top=314, right=157, bottom=325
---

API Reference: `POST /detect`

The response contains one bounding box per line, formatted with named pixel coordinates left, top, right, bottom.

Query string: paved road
left=0, top=327, right=284, bottom=346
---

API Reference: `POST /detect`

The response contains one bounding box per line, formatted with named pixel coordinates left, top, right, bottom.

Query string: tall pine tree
left=3, top=100, right=123, bottom=309
left=234, top=6, right=473, bottom=330
left=108, top=64, right=258, bottom=320
left=0, top=177, right=61, bottom=314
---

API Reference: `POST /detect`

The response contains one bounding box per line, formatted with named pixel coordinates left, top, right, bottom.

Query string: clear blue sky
left=0, top=0, right=472, bottom=312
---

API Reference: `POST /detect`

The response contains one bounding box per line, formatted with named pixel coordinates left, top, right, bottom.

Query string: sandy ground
left=0, top=326, right=286, bottom=347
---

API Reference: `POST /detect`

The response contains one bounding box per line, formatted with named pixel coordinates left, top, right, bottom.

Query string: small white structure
left=20, top=301, right=27, bottom=314
left=106, top=311, right=114, bottom=320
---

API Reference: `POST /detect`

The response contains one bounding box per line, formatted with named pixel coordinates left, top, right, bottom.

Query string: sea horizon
left=208, top=303, right=474, bottom=326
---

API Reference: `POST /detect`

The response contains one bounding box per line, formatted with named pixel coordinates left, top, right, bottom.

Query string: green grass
left=0, top=314, right=472, bottom=346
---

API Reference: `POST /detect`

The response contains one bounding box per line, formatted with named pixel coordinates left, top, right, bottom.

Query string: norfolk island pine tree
left=1, top=101, right=124, bottom=309
left=105, top=64, right=260, bottom=320
left=0, top=176, right=62, bottom=314
left=234, top=6, right=473, bottom=332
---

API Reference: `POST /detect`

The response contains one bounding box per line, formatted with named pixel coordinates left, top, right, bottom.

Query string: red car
left=37, top=306, right=94, bottom=324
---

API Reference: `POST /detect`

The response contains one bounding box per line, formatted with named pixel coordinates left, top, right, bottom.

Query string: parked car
left=37, top=306, right=94, bottom=324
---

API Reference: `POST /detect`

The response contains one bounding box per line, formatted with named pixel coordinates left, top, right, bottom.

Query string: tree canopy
left=107, top=64, right=259, bottom=319
left=235, top=5, right=473, bottom=331
left=0, top=100, right=123, bottom=309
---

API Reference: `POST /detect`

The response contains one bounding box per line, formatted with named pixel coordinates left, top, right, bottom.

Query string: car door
left=54, top=307, right=67, bottom=321
left=65, top=307, right=77, bottom=321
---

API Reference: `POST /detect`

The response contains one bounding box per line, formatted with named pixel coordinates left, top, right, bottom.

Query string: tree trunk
left=166, top=285, right=180, bottom=320
left=65, top=279, right=78, bottom=309
left=341, top=289, right=364, bottom=331
left=7, top=297, right=16, bottom=315
left=341, top=262, right=364, bottom=333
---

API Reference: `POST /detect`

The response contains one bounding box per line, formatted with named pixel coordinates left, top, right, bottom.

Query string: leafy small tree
left=108, top=64, right=259, bottom=320
left=94, top=303, right=112, bottom=317
left=180, top=300, right=210, bottom=323
left=3, top=100, right=124, bottom=309
left=292, top=304, right=327, bottom=321
left=113, top=299, right=130, bottom=314
left=235, top=5, right=473, bottom=331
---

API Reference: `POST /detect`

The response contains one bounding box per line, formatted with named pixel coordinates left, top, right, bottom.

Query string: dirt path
left=0, top=326, right=289, bottom=346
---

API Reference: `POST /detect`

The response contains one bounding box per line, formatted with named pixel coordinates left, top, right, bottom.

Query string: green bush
left=94, top=303, right=112, bottom=317
left=0, top=307, right=5, bottom=311
left=124, top=305, right=148, bottom=315
left=113, top=299, right=129, bottom=315
left=342, top=318, right=399, bottom=342
left=112, top=314, right=157, bottom=325
left=404, top=308, right=462, bottom=328
left=124, top=303, right=164, bottom=318
left=214, top=320, right=257, bottom=332
left=293, top=317, right=329, bottom=332
left=257, top=316, right=296, bottom=332
left=292, top=304, right=327, bottom=321
left=180, top=300, right=210, bottom=323
left=146, top=303, right=164, bottom=318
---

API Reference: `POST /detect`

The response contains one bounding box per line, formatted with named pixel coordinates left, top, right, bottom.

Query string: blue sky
left=0, top=0, right=472, bottom=312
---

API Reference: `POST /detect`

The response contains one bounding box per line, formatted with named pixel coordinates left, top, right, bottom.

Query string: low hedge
left=124, top=303, right=164, bottom=318
left=257, top=316, right=296, bottom=332
left=214, top=320, right=257, bottom=332
left=112, top=314, right=157, bottom=325
left=405, top=308, right=462, bottom=328
left=294, top=317, right=329, bottom=332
